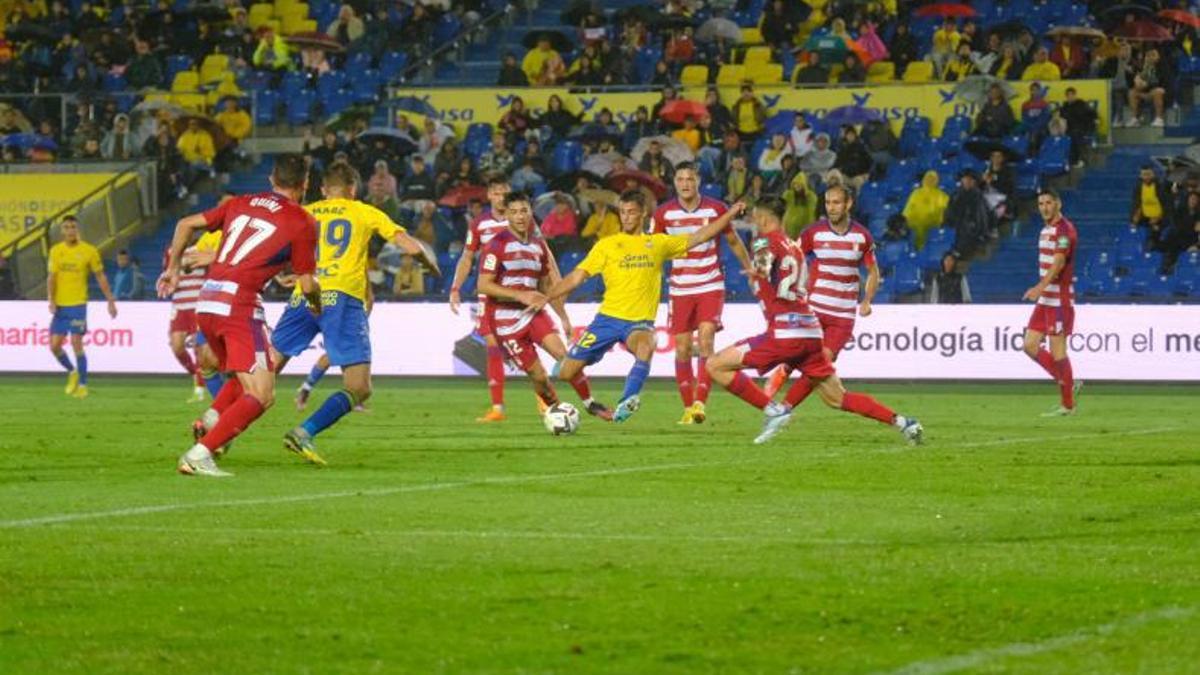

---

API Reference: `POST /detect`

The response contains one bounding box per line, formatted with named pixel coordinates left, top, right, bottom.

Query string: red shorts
left=668, top=291, right=724, bottom=335
left=494, top=310, right=558, bottom=371
left=1027, top=304, right=1075, bottom=336
left=197, top=313, right=273, bottom=373
left=169, top=307, right=197, bottom=335
left=737, top=333, right=836, bottom=379
left=817, top=314, right=855, bottom=359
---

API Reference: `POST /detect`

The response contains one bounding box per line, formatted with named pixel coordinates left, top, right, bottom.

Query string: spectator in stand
left=418, top=117, right=455, bottom=165
left=889, top=23, right=920, bottom=77
left=1122, top=48, right=1169, bottom=128
left=301, top=46, right=333, bottom=77
left=367, top=159, right=399, bottom=203
left=144, top=124, right=187, bottom=198
left=931, top=18, right=962, bottom=75
left=433, top=137, right=461, bottom=181
left=942, top=43, right=978, bottom=82
left=665, top=28, right=696, bottom=69
left=862, top=118, right=898, bottom=174
left=725, top=153, right=749, bottom=202
left=1093, top=42, right=1134, bottom=123
left=838, top=53, right=867, bottom=83
left=177, top=118, right=215, bottom=170
left=622, top=105, right=655, bottom=150
left=941, top=169, right=993, bottom=277
left=101, top=113, right=137, bottom=160
left=1058, top=86, right=1097, bottom=168
left=782, top=171, right=818, bottom=238
left=1130, top=165, right=1173, bottom=242
left=704, top=88, right=733, bottom=139
left=540, top=94, right=581, bottom=141
left=582, top=200, right=620, bottom=241
left=761, top=0, right=801, bottom=53
left=1163, top=191, right=1200, bottom=271
left=477, top=131, right=515, bottom=176
left=974, top=83, right=1016, bottom=138
left=306, top=130, right=341, bottom=170
left=327, top=4, right=365, bottom=47
left=499, top=96, right=534, bottom=143
left=651, top=86, right=678, bottom=125
left=881, top=214, right=914, bottom=243
left=672, top=116, right=702, bottom=153
left=639, top=139, right=673, bottom=183
left=510, top=143, right=546, bottom=192
left=523, top=35, right=565, bottom=86
left=982, top=150, right=1016, bottom=226
left=833, top=125, right=872, bottom=189
left=445, top=157, right=477, bottom=192
left=794, top=51, right=829, bottom=84
left=112, top=249, right=146, bottom=300
left=713, top=129, right=742, bottom=178
left=903, top=170, right=950, bottom=248
left=395, top=114, right=421, bottom=143
left=540, top=196, right=579, bottom=250
left=126, top=39, right=162, bottom=89
left=731, top=84, right=766, bottom=142
left=253, top=25, right=293, bottom=73
left=0, top=252, right=13, bottom=299
left=400, top=154, right=436, bottom=208
left=757, top=132, right=792, bottom=180
left=1021, top=47, right=1061, bottom=81
left=215, top=98, right=252, bottom=165
left=1049, top=35, right=1086, bottom=79
left=800, top=132, right=836, bottom=184
left=498, top=52, right=528, bottom=86
left=570, top=55, right=607, bottom=87
left=788, top=114, right=814, bottom=157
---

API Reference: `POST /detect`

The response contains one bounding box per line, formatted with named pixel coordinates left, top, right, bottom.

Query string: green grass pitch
left=1, top=375, right=1197, bottom=674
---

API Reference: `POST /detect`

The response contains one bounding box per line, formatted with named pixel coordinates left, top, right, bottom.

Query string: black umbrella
left=560, top=0, right=596, bottom=27
left=3, top=22, right=58, bottom=44
left=1097, top=2, right=1154, bottom=28
left=965, top=138, right=1023, bottom=162
left=358, top=127, right=417, bottom=156
left=568, top=122, right=621, bottom=142
left=987, top=20, right=1035, bottom=39
left=549, top=170, right=606, bottom=192
left=522, top=30, right=573, bottom=53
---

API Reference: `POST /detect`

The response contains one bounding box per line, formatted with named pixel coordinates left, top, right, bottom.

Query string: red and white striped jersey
left=465, top=209, right=508, bottom=253
left=751, top=230, right=823, bottom=341
left=1036, top=216, right=1077, bottom=307
left=651, top=196, right=729, bottom=297
left=173, top=267, right=205, bottom=312
left=479, top=228, right=552, bottom=338
left=797, top=219, right=876, bottom=322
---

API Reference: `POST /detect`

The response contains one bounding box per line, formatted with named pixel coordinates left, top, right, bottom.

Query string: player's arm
left=159, top=213, right=210, bottom=297
left=448, top=248, right=476, bottom=314
left=860, top=261, right=879, bottom=317
left=477, top=271, right=546, bottom=307
left=723, top=227, right=756, bottom=278
left=47, top=258, right=57, bottom=314
left=539, top=244, right=572, bottom=336
left=685, top=202, right=746, bottom=250
left=1023, top=252, right=1067, bottom=301
left=182, top=245, right=216, bottom=269
left=297, top=273, right=322, bottom=313
left=544, top=268, right=590, bottom=306
left=93, top=263, right=118, bottom=318
left=391, top=230, right=440, bottom=277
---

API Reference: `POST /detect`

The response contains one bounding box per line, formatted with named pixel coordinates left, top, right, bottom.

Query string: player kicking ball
left=161, top=153, right=322, bottom=477
left=545, top=189, right=746, bottom=423
left=1022, top=188, right=1081, bottom=416
left=270, top=161, right=438, bottom=465
left=704, top=198, right=923, bottom=445
left=476, top=192, right=611, bottom=419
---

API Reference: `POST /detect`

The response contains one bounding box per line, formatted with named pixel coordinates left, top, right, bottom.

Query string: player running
left=160, top=153, right=321, bottom=477
left=449, top=174, right=513, bottom=423
left=1022, top=188, right=1081, bottom=416
left=545, top=189, right=744, bottom=423
left=705, top=197, right=922, bottom=445
left=166, top=229, right=224, bottom=402
left=47, top=215, right=118, bottom=399
left=476, top=192, right=612, bottom=419
left=651, top=162, right=752, bottom=425
left=764, top=184, right=880, bottom=407
left=271, top=161, right=438, bottom=465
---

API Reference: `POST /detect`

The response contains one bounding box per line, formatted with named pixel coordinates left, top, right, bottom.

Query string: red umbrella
left=913, top=3, right=977, bottom=18
left=1113, top=19, right=1174, bottom=42
left=437, top=184, right=487, bottom=209
left=607, top=169, right=668, bottom=200
left=1158, top=9, right=1200, bottom=30
left=284, top=31, right=345, bottom=53
left=659, top=99, right=708, bottom=125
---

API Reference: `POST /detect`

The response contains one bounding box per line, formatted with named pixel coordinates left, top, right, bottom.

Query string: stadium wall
left=0, top=302, right=1197, bottom=380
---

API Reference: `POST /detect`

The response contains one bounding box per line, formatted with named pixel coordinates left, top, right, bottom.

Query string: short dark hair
left=1065, top=86, right=1077, bottom=95
left=755, top=196, right=786, bottom=221
left=323, top=160, right=361, bottom=189
left=673, top=160, right=698, bottom=175
left=485, top=173, right=510, bottom=188
left=1036, top=187, right=1061, bottom=201
left=118, top=248, right=129, bottom=255
left=503, top=191, right=531, bottom=207
left=618, top=189, right=645, bottom=208
left=271, top=153, right=308, bottom=190
left=61, top=214, right=79, bottom=223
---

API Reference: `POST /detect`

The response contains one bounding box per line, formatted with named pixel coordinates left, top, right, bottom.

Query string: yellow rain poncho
left=902, top=170, right=949, bottom=248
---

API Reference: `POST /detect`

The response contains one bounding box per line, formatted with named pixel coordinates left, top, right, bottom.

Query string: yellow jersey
left=302, top=198, right=404, bottom=302
left=48, top=240, right=102, bottom=306
left=577, top=232, right=690, bottom=322
left=194, top=230, right=223, bottom=253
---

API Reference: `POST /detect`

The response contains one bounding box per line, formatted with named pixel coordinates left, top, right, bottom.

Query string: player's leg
left=69, top=332, right=88, bottom=397
left=296, top=352, right=331, bottom=411
left=711, top=337, right=794, bottom=443
left=478, top=314, right=508, bottom=421
left=541, top=332, right=612, bottom=419
left=49, top=331, right=77, bottom=394
left=691, top=291, right=725, bottom=420
left=1023, top=323, right=1059, bottom=382
left=784, top=319, right=850, bottom=408
left=170, top=330, right=204, bottom=401
left=672, top=331, right=697, bottom=418
left=763, top=365, right=792, bottom=398
left=614, top=327, right=655, bottom=423
left=526, top=360, right=559, bottom=408
left=812, top=374, right=923, bottom=445
left=196, top=336, right=225, bottom=400
left=1042, top=321, right=1079, bottom=416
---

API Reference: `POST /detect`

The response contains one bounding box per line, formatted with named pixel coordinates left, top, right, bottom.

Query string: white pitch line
left=954, top=426, right=1180, bottom=450
left=878, top=605, right=1196, bottom=675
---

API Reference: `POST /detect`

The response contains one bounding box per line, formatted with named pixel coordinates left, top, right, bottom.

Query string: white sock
left=201, top=408, right=219, bottom=430
left=765, top=401, right=787, bottom=416
left=185, top=443, right=211, bottom=460
left=892, top=415, right=908, bottom=430
left=582, top=397, right=594, bottom=408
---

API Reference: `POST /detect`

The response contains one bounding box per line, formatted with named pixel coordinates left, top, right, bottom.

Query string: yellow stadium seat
left=679, top=64, right=708, bottom=87
left=273, top=0, right=299, bottom=13
left=206, top=80, right=244, bottom=107
left=171, top=92, right=207, bottom=112
left=716, top=64, right=746, bottom=86
left=743, top=46, right=772, bottom=67
left=902, top=60, right=934, bottom=83
left=281, top=15, right=315, bottom=35
left=140, top=90, right=171, bottom=107
left=171, top=70, right=200, bottom=93
left=199, top=54, right=230, bottom=84
left=275, top=1, right=306, bottom=19
left=747, top=62, right=783, bottom=85
left=740, top=27, right=763, bottom=44
left=248, top=3, right=274, bottom=27
left=866, top=60, right=895, bottom=83
left=826, top=64, right=844, bottom=83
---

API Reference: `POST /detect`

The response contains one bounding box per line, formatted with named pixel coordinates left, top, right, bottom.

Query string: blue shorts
left=271, top=291, right=371, bottom=367
left=567, top=313, right=655, bottom=365
left=195, top=330, right=207, bottom=347
left=51, top=304, right=87, bottom=336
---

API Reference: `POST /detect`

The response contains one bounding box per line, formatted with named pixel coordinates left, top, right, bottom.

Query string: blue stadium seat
left=102, top=72, right=127, bottom=92
left=1127, top=266, right=1170, bottom=297
left=898, top=116, right=931, bottom=158
left=1036, top=135, right=1071, bottom=176
left=380, top=51, right=409, bottom=80
left=857, top=181, right=888, bottom=215
left=1082, top=250, right=1113, bottom=278
left=352, top=69, right=382, bottom=104
left=253, top=89, right=279, bottom=125
left=935, top=115, right=971, bottom=155
left=280, top=71, right=309, bottom=99
left=1171, top=262, right=1200, bottom=296
left=877, top=240, right=912, bottom=269
left=319, top=88, right=354, bottom=116
left=166, top=55, right=193, bottom=81
left=634, top=47, right=663, bottom=84
left=700, top=182, right=723, bottom=200
left=238, top=70, right=272, bottom=91
left=1002, top=133, right=1030, bottom=158
left=286, top=89, right=316, bottom=126
left=316, top=71, right=349, bottom=98
left=433, top=13, right=463, bottom=45
left=917, top=227, right=953, bottom=269
left=1015, top=159, right=1040, bottom=198
left=892, top=254, right=924, bottom=295
left=551, top=141, right=583, bottom=175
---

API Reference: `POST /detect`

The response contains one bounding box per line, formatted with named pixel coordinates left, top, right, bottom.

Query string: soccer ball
left=543, top=402, right=581, bottom=435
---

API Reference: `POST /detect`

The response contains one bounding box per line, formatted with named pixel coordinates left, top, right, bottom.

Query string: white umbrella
left=582, top=151, right=626, bottom=177
left=534, top=191, right=577, bottom=222
left=631, top=135, right=694, bottom=166
left=696, top=17, right=741, bottom=43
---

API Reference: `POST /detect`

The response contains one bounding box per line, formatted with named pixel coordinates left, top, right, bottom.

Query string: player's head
left=60, top=215, right=79, bottom=243
left=503, top=191, right=533, bottom=235
left=270, top=153, right=309, bottom=200
left=673, top=162, right=699, bottom=201
left=320, top=161, right=360, bottom=200
left=617, top=189, right=647, bottom=234
left=751, top=196, right=786, bottom=235
left=485, top=173, right=511, bottom=213
left=824, top=184, right=854, bottom=225
left=1036, top=188, right=1061, bottom=222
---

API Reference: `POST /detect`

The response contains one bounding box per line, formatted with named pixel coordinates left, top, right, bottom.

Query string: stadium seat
left=917, top=228, right=954, bottom=269
left=716, top=64, right=746, bottom=86
left=743, top=46, right=771, bottom=67
left=877, top=240, right=912, bottom=269
left=551, top=141, right=583, bottom=175
left=856, top=181, right=888, bottom=215
left=740, top=27, right=764, bottom=44
left=352, top=69, right=383, bottom=104
left=747, top=62, right=783, bottom=84
left=280, top=71, right=309, bottom=99
left=1127, top=265, right=1170, bottom=297
left=1036, top=135, right=1071, bottom=176
left=316, top=71, right=348, bottom=98
left=1002, top=133, right=1030, bottom=158
left=253, top=89, right=279, bottom=125
left=380, top=51, right=409, bottom=80
left=898, top=116, right=931, bottom=158
left=634, top=47, right=663, bottom=84
left=199, top=54, right=230, bottom=84
left=170, top=70, right=200, bottom=93
left=102, top=72, right=127, bottom=93
left=700, top=182, right=723, bottom=200
left=1014, top=159, right=1040, bottom=198
left=866, top=60, right=895, bottom=83
left=901, top=60, right=933, bottom=83
left=680, top=65, right=708, bottom=87
left=286, top=89, right=316, bottom=125
left=1171, top=262, right=1200, bottom=296
left=171, top=92, right=206, bottom=112
left=248, top=3, right=274, bottom=29
left=892, top=255, right=924, bottom=295
left=319, top=88, right=353, bottom=116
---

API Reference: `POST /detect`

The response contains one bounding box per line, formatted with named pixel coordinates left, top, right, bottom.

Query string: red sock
left=1056, top=358, right=1075, bottom=408
left=200, top=394, right=265, bottom=452
left=840, top=391, right=897, bottom=425
left=486, top=346, right=505, bottom=407
left=210, top=378, right=244, bottom=414
left=728, top=371, right=771, bottom=409
left=569, top=372, right=591, bottom=400
left=695, top=357, right=711, bottom=403
left=674, top=359, right=696, bottom=407
left=1031, top=349, right=1059, bottom=382
left=784, top=376, right=815, bottom=408
left=173, top=348, right=196, bottom=375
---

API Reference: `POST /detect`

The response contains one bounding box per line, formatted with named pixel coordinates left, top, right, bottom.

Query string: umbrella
left=3, top=23, right=58, bottom=44
left=522, top=30, right=573, bottom=53
left=549, top=170, right=606, bottom=192
left=696, top=17, right=741, bottom=43
left=173, top=115, right=232, bottom=152
left=358, top=127, right=417, bottom=155
left=649, top=14, right=695, bottom=31
left=800, top=32, right=849, bottom=64
left=438, top=184, right=488, bottom=209
left=568, top=122, right=621, bottom=142
left=631, top=135, right=694, bottom=166
left=1186, top=142, right=1200, bottom=166
left=913, top=3, right=977, bottom=18
left=607, top=169, right=668, bottom=200
left=284, top=32, right=345, bottom=53
left=559, top=1, right=594, bottom=27
left=582, top=150, right=626, bottom=177
left=1099, top=3, right=1154, bottom=27
left=1046, top=26, right=1107, bottom=40
left=534, top=191, right=577, bottom=221
left=987, top=20, right=1034, bottom=39
left=1158, top=9, right=1200, bottom=30
left=824, top=105, right=883, bottom=127
left=659, top=99, right=708, bottom=124
left=1113, top=19, right=1174, bottom=42
left=965, top=138, right=1022, bottom=162
left=577, top=188, right=619, bottom=207
left=392, top=96, right=438, bottom=119
left=324, top=105, right=374, bottom=133
left=952, top=75, right=1017, bottom=104
left=132, top=99, right=186, bottom=116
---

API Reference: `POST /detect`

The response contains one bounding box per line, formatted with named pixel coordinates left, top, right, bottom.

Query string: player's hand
left=107, top=299, right=118, bottom=318
left=182, top=247, right=216, bottom=269
left=449, top=289, right=461, bottom=314
left=730, top=201, right=748, bottom=216
left=48, top=302, right=56, bottom=315
left=518, top=290, right=548, bottom=309
left=157, top=270, right=179, bottom=298
left=561, top=319, right=573, bottom=338
left=1022, top=286, right=1042, bottom=301
left=858, top=301, right=872, bottom=317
